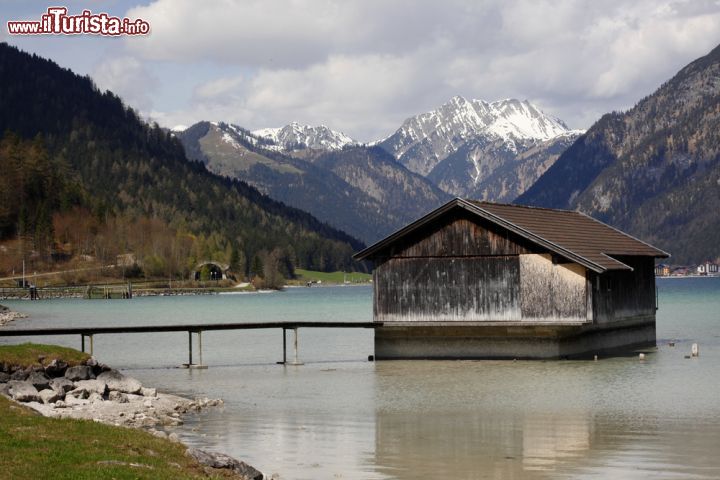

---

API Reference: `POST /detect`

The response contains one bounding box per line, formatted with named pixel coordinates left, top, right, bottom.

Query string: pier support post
left=288, top=327, right=304, bottom=366
left=277, top=327, right=288, bottom=364
left=89, top=335, right=94, bottom=356
left=81, top=334, right=85, bottom=353
left=187, top=331, right=193, bottom=366
left=196, top=331, right=207, bottom=368
left=183, top=331, right=208, bottom=369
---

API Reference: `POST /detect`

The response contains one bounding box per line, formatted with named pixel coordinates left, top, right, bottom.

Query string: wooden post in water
left=194, top=331, right=207, bottom=368
left=278, top=328, right=288, bottom=364
left=80, top=334, right=85, bottom=353
left=183, top=331, right=207, bottom=369
left=288, top=327, right=303, bottom=366
left=188, top=331, right=193, bottom=366
left=89, top=335, right=94, bottom=356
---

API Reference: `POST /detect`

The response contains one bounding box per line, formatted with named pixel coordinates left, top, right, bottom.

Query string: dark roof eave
left=576, top=211, right=671, bottom=259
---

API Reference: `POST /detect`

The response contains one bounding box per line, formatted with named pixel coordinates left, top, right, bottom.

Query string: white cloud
left=123, top=0, right=720, bottom=140
left=194, top=75, right=245, bottom=100
left=126, top=0, right=451, bottom=67
left=92, top=56, right=159, bottom=112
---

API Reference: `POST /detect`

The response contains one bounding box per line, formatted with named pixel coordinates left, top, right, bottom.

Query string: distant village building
left=355, top=199, right=669, bottom=359
left=696, top=261, right=719, bottom=275
left=655, top=264, right=671, bottom=276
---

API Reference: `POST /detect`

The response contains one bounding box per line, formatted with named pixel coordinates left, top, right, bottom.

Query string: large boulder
left=75, top=379, right=108, bottom=395
left=0, top=372, right=9, bottom=383
left=50, top=377, right=75, bottom=394
left=64, top=365, right=95, bottom=381
left=185, top=448, right=263, bottom=480
left=10, top=369, right=29, bottom=381
left=66, top=380, right=107, bottom=399
left=0, top=383, right=10, bottom=398
left=7, top=380, right=41, bottom=402
left=44, top=359, right=68, bottom=377
left=39, top=388, right=63, bottom=404
left=97, top=370, right=142, bottom=394
left=27, top=372, right=51, bottom=390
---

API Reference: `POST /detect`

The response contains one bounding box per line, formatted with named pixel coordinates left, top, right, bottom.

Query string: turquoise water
left=2, top=279, right=720, bottom=479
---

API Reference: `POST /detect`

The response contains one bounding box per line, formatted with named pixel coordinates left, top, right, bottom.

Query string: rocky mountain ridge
left=378, top=96, right=576, bottom=175
left=376, top=95, right=582, bottom=200
left=252, top=122, right=356, bottom=151
left=517, top=43, right=720, bottom=263
left=177, top=121, right=450, bottom=244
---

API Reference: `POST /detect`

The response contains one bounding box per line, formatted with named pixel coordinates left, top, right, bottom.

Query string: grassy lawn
left=0, top=344, right=240, bottom=479
left=0, top=343, right=90, bottom=367
left=293, top=269, right=371, bottom=284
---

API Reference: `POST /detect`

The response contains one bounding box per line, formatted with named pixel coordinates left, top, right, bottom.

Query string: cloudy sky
left=3, top=0, right=720, bottom=141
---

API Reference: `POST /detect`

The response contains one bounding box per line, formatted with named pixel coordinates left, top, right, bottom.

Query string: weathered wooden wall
left=381, top=212, right=533, bottom=259
left=374, top=256, right=521, bottom=322
left=593, top=256, right=656, bottom=324
left=519, top=254, right=587, bottom=322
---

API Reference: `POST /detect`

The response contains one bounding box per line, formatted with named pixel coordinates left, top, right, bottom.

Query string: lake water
left=2, top=278, right=720, bottom=479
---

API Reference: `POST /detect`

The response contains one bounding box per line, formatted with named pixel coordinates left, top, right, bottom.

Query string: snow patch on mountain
left=220, top=131, right=241, bottom=150
left=252, top=122, right=356, bottom=151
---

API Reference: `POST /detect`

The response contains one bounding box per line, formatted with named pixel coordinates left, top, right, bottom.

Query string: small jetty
left=85, top=283, right=133, bottom=299
left=0, top=321, right=379, bottom=368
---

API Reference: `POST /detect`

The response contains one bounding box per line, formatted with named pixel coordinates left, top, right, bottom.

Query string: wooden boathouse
left=354, top=198, right=669, bottom=359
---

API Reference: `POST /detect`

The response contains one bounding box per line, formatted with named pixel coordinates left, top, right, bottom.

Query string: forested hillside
left=0, top=43, right=365, bottom=281
left=518, top=43, right=720, bottom=263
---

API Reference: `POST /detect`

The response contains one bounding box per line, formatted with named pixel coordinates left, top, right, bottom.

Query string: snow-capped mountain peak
left=483, top=98, right=569, bottom=141
left=252, top=122, right=356, bottom=151
left=379, top=95, right=574, bottom=175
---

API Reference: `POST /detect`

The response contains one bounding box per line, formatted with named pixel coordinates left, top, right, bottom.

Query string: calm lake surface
left=3, top=278, right=720, bottom=479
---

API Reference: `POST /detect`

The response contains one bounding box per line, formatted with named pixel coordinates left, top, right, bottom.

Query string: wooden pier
left=0, top=321, right=379, bottom=367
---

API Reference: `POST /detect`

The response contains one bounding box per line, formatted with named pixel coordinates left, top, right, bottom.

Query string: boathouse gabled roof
left=353, top=198, right=669, bottom=273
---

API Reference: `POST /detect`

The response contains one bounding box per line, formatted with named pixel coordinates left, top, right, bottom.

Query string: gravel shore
left=0, top=304, right=27, bottom=326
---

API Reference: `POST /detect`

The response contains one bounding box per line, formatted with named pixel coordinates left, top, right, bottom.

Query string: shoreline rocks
left=1, top=357, right=263, bottom=479
left=186, top=448, right=264, bottom=480
left=0, top=357, right=197, bottom=428
left=0, top=304, right=27, bottom=326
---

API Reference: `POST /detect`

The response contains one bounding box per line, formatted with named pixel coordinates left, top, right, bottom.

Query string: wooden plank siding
left=375, top=256, right=521, bottom=322
left=373, top=215, right=590, bottom=324
left=377, top=212, right=534, bottom=259
left=592, top=256, right=656, bottom=324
